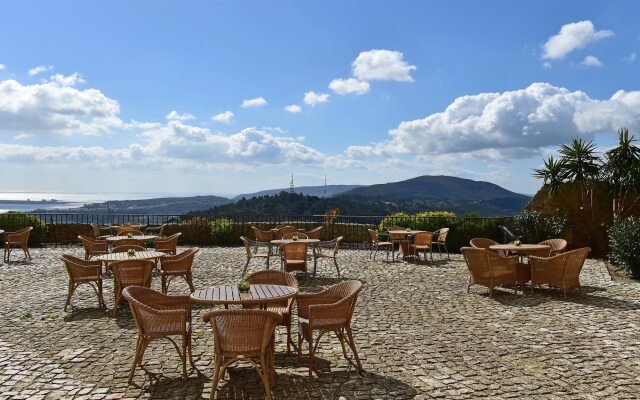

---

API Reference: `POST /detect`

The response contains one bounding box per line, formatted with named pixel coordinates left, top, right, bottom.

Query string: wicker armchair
left=281, top=241, right=308, bottom=274
left=60, top=255, right=104, bottom=311
left=470, top=237, right=508, bottom=257
left=367, top=229, right=392, bottom=260
left=203, top=309, right=282, bottom=400
left=305, top=226, right=322, bottom=240
left=155, top=233, right=181, bottom=255
left=116, top=226, right=139, bottom=236
left=432, top=228, right=450, bottom=259
left=160, top=248, right=199, bottom=294
left=112, top=245, right=147, bottom=253
left=408, top=231, right=434, bottom=261
left=461, top=247, right=519, bottom=297
left=529, top=247, right=591, bottom=298
left=78, top=235, right=109, bottom=260
left=538, top=239, right=568, bottom=256
left=247, top=270, right=299, bottom=353
left=113, top=238, right=145, bottom=248
left=90, top=223, right=111, bottom=240
left=241, top=236, right=270, bottom=276
left=252, top=226, right=274, bottom=242
left=122, top=286, right=194, bottom=384
left=276, top=226, right=297, bottom=239
left=109, top=259, right=154, bottom=316
left=296, top=280, right=363, bottom=377
left=313, top=236, right=343, bottom=277
left=3, top=226, right=33, bottom=262
left=282, top=232, right=308, bottom=240
left=143, top=224, right=166, bottom=237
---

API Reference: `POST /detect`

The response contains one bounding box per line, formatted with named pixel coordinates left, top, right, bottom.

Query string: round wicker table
left=191, top=284, right=298, bottom=307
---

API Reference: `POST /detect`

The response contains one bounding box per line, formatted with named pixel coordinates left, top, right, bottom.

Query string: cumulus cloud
left=623, top=52, right=637, bottom=64
left=580, top=55, right=603, bottom=67
left=241, top=97, right=267, bottom=108
left=284, top=104, right=302, bottom=113
left=347, top=82, right=640, bottom=161
left=49, top=72, right=85, bottom=86
left=542, top=20, right=614, bottom=59
left=0, top=78, right=123, bottom=136
left=329, top=78, right=370, bottom=95
left=303, top=91, right=330, bottom=106
left=212, top=111, right=234, bottom=124
left=166, top=110, right=195, bottom=121
left=352, top=49, right=416, bottom=82
left=28, top=65, right=53, bottom=76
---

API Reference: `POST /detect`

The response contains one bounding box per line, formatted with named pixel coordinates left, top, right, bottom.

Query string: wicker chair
left=432, top=228, right=450, bottom=259
left=247, top=270, right=299, bottom=353
left=387, top=226, right=408, bottom=261
left=276, top=226, right=297, bottom=239
left=470, top=237, right=508, bottom=257
left=252, top=226, right=274, bottom=242
left=155, top=233, right=181, bottom=255
left=281, top=241, right=308, bottom=274
left=367, top=229, right=392, bottom=260
left=78, top=235, right=109, bottom=260
left=143, top=224, right=166, bottom=237
left=529, top=247, right=591, bottom=298
left=112, top=245, right=147, bottom=253
left=160, top=248, right=199, bottom=294
left=282, top=232, right=308, bottom=240
left=241, top=236, right=270, bottom=276
left=113, top=238, right=145, bottom=248
left=90, top=223, right=111, bottom=240
left=203, top=309, right=282, bottom=400
left=305, top=226, right=322, bottom=240
left=3, top=226, right=33, bottom=262
left=538, top=239, right=568, bottom=256
left=116, top=226, right=139, bottom=236
left=408, top=231, right=434, bottom=261
left=122, top=286, right=194, bottom=384
left=313, top=236, right=343, bottom=277
left=60, top=255, right=104, bottom=311
left=461, top=247, right=519, bottom=298
left=296, top=280, right=363, bottom=377
left=109, top=259, right=154, bottom=316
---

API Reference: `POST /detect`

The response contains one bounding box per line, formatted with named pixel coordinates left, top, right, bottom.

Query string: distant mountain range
left=26, top=175, right=531, bottom=216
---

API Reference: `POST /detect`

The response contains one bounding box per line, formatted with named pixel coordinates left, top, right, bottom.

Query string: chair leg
left=333, top=258, right=340, bottom=278
left=128, top=336, right=149, bottom=384
left=24, top=246, right=31, bottom=261
left=113, top=288, right=121, bottom=316
left=161, top=275, right=167, bottom=294
left=181, top=336, right=188, bottom=381
left=259, top=354, right=273, bottom=400
left=210, top=358, right=222, bottom=400
left=345, top=326, right=363, bottom=372
left=307, top=331, right=314, bottom=377
left=64, top=281, right=75, bottom=312
left=286, top=323, right=292, bottom=354
left=296, top=329, right=303, bottom=365
left=313, top=258, right=318, bottom=277
left=444, top=244, right=450, bottom=259
left=97, top=279, right=104, bottom=308
left=186, top=272, right=195, bottom=293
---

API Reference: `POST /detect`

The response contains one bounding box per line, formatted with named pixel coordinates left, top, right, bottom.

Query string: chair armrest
left=296, top=292, right=341, bottom=319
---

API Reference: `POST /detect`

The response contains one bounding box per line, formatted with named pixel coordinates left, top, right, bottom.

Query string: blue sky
left=0, top=0, right=638, bottom=197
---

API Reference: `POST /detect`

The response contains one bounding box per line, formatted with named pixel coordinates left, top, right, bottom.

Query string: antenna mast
left=289, top=173, right=295, bottom=193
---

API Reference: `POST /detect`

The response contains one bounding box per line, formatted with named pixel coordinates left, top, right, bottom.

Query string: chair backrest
left=61, top=254, right=101, bottom=279
left=240, top=236, right=257, bottom=257
left=539, top=238, right=568, bottom=254
left=90, top=223, right=101, bottom=239
left=110, top=259, right=154, bottom=287
left=305, top=226, right=322, bottom=240
left=248, top=270, right=299, bottom=289
left=252, top=226, right=273, bottom=242
left=323, top=280, right=362, bottom=323
left=282, top=232, right=308, bottom=240
left=461, top=247, right=492, bottom=279
left=413, top=231, right=434, bottom=246
left=367, top=229, right=379, bottom=243
left=157, top=233, right=181, bottom=251
left=277, top=226, right=297, bottom=239
left=8, top=226, right=33, bottom=243
left=112, top=245, right=147, bottom=253
left=203, top=309, right=282, bottom=356
left=116, top=226, right=138, bottom=235
left=320, top=236, right=343, bottom=256
left=113, top=238, right=144, bottom=248
left=144, top=224, right=166, bottom=237
left=437, top=228, right=449, bottom=244
left=469, top=238, right=498, bottom=249
left=123, top=285, right=189, bottom=335
left=563, top=247, right=591, bottom=280
left=282, top=242, right=308, bottom=261
left=527, top=246, right=552, bottom=258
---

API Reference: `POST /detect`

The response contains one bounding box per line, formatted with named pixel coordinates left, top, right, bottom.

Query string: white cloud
left=542, top=62, right=552, bottom=69
left=241, top=97, right=267, bottom=108
left=0, top=64, right=6, bottom=71
left=0, top=78, right=123, bottom=136
left=542, top=20, right=614, bottom=59
left=212, top=111, right=234, bottom=124
left=329, top=78, right=370, bottom=95
left=303, top=91, right=330, bottom=106
left=623, top=52, right=637, bottom=64
left=580, top=55, right=603, bottom=67
left=352, top=49, right=416, bottom=82
left=14, top=133, right=31, bottom=140
left=28, top=65, right=53, bottom=76
left=166, top=110, right=195, bottom=121
left=49, top=72, right=85, bottom=87
left=284, top=104, right=302, bottom=113
left=347, top=82, right=640, bottom=161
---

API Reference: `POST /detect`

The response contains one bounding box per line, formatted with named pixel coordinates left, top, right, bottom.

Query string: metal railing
left=0, top=212, right=513, bottom=252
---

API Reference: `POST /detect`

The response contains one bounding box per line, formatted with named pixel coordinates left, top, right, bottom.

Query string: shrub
left=210, top=218, right=234, bottom=243
left=608, top=217, right=640, bottom=278
left=511, top=209, right=566, bottom=243
left=0, top=212, right=47, bottom=246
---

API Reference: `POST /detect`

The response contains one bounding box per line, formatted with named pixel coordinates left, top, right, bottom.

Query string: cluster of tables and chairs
left=367, top=226, right=450, bottom=262
left=462, top=237, right=590, bottom=298
left=241, top=225, right=344, bottom=277
left=61, top=223, right=365, bottom=399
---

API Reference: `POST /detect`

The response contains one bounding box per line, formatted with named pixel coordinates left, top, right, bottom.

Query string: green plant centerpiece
left=127, top=232, right=133, bottom=238
left=238, top=276, right=251, bottom=292
left=292, top=234, right=299, bottom=241
left=127, top=247, right=136, bottom=256
left=406, top=227, right=411, bottom=232
left=513, top=239, right=521, bottom=246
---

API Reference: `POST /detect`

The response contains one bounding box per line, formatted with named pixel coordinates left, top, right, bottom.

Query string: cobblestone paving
left=1, top=247, right=640, bottom=399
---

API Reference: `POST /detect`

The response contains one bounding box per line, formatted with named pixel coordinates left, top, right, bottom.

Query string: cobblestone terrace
left=1, top=247, right=640, bottom=399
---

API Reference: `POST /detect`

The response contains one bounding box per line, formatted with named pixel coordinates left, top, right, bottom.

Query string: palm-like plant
left=602, top=128, right=640, bottom=218
left=533, top=156, right=566, bottom=197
